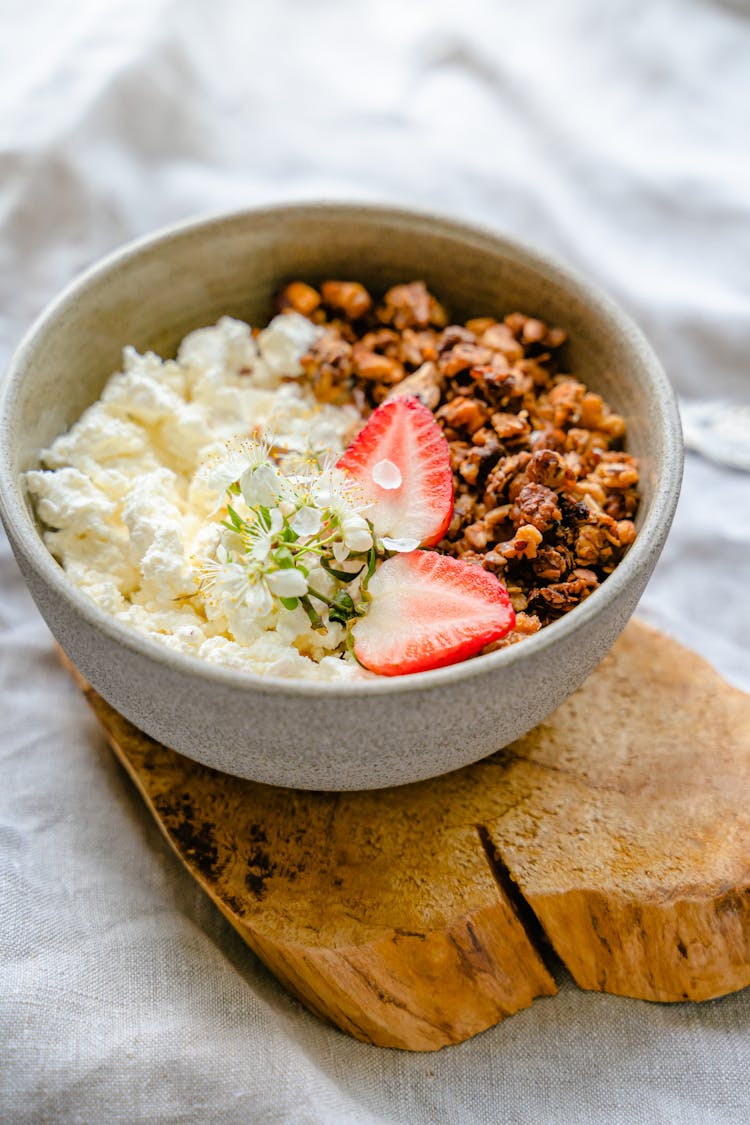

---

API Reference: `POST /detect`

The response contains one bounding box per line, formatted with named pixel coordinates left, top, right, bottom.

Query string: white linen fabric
left=1, top=1, right=749, bottom=1121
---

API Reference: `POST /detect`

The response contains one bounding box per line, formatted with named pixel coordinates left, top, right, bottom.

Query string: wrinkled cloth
left=1, top=1, right=749, bottom=1122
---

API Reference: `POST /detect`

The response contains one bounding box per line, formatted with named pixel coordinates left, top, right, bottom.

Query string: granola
left=277, top=279, right=639, bottom=649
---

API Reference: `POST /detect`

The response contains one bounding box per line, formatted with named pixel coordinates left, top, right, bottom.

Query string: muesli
left=292, top=279, right=639, bottom=648
left=26, top=280, right=638, bottom=678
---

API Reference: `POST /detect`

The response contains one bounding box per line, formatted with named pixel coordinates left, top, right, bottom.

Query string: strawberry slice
left=337, top=397, right=453, bottom=547
left=352, top=551, right=515, bottom=676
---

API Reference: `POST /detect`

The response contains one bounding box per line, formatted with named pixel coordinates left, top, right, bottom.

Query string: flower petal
left=332, top=540, right=350, bottom=564
left=341, top=514, right=374, bottom=553
left=372, top=459, right=402, bottom=490
left=240, top=462, right=283, bottom=507
left=381, top=536, right=420, bottom=553
left=267, top=568, right=309, bottom=597
left=244, top=581, right=274, bottom=618
left=290, top=505, right=323, bottom=538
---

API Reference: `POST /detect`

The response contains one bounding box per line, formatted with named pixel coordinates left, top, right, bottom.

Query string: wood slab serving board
left=64, top=620, right=750, bottom=1051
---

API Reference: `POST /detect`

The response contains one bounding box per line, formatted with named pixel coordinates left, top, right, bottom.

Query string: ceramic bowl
left=0, top=203, right=683, bottom=790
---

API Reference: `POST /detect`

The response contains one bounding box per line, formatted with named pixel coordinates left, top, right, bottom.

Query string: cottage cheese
left=26, top=314, right=370, bottom=681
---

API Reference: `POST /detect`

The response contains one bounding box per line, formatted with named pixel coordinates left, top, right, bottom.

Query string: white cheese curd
left=257, top=313, right=321, bottom=378
left=26, top=314, right=370, bottom=680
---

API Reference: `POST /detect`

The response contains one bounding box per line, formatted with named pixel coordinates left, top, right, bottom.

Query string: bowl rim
left=0, top=200, right=684, bottom=698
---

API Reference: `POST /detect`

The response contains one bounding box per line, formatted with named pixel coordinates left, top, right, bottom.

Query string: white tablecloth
left=2, top=2, right=749, bottom=1121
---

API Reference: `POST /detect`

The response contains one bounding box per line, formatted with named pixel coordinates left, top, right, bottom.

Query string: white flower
left=372, top=459, right=402, bottom=490
left=205, top=559, right=254, bottom=604
left=198, top=541, right=277, bottom=622
left=240, top=462, right=284, bottom=507
left=311, top=466, right=343, bottom=507
left=381, top=536, right=420, bottom=553
left=246, top=508, right=283, bottom=563
left=313, top=464, right=371, bottom=516
left=201, top=450, right=252, bottom=495
left=290, top=505, right=323, bottom=538
left=267, top=568, right=309, bottom=597
left=284, top=461, right=323, bottom=504
left=341, top=514, right=373, bottom=553
left=196, top=436, right=281, bottom=515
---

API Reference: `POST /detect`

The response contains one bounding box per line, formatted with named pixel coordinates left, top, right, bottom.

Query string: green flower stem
left=300, top=596, right=326, bottom=633
left=360, top=546, right=378, bottom=593
left=292, top=530, right=340, bottom=557
left=305, top=584, right=334, bottom=608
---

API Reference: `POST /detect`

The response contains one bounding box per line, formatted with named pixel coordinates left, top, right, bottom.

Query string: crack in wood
left=475, top=823, right=560, bottom=977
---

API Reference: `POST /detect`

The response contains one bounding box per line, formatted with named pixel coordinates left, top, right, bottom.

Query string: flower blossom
left=195, top=430, right=412, bottom=637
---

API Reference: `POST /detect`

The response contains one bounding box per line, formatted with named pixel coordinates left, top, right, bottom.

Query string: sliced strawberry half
left=352, top=551, right=515, bottom=676
left=337, top=397, right=453, bottom=547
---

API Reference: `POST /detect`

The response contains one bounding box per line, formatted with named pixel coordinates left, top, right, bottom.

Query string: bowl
left=0, top=203, right=683, bottom=790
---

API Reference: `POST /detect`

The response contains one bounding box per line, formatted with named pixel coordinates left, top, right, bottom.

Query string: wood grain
left=480, top=622, right=750, bottom=1002
left=64, top=619, right=750, bottom=1050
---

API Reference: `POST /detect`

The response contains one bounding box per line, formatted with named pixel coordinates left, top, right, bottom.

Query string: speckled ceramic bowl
left=0, top=204, right=682, bottom=790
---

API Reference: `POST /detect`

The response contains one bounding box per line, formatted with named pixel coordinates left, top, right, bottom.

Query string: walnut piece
left=321, top=281, right=373, bottom=319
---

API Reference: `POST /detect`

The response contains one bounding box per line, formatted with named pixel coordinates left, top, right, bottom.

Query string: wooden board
left=64, top=620, right=750, bottom=1051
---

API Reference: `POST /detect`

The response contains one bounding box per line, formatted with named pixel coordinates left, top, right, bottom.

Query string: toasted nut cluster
left=275, top=279, right=639, bottom=646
